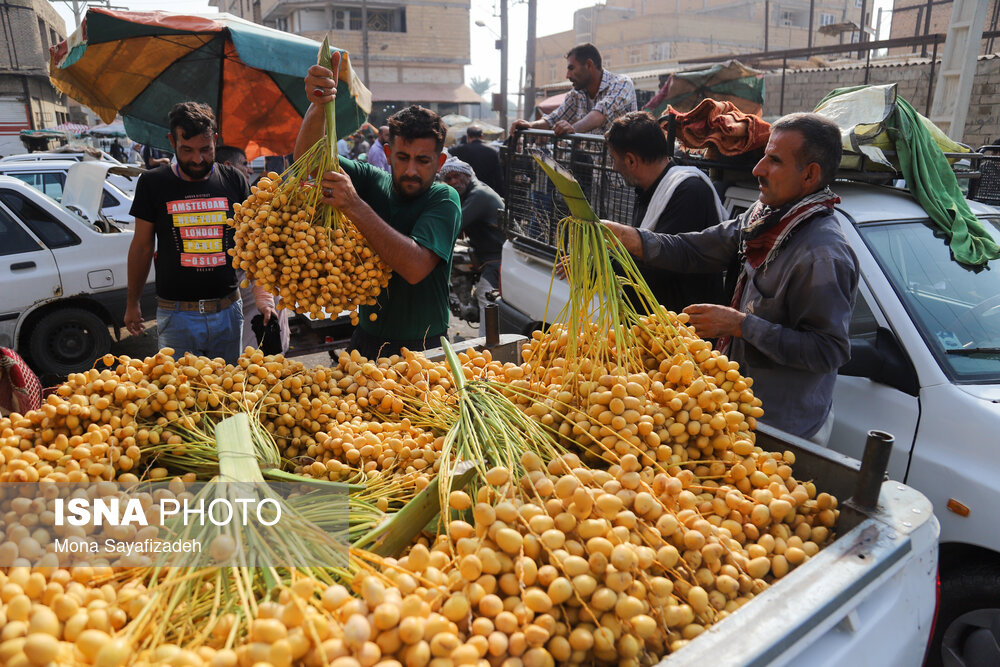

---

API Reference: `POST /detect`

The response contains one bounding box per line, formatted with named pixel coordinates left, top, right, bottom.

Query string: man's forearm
left=345, top=199, right=439, bottom=284
left=294, top=103, right=326, bottom=162
left=573, top=110, right=607, bottom=134
left=604, top=221, right=643, bottom=258
left=636, top=220, right=740, bottom=274
left=126, top=241, right=154, bottom=307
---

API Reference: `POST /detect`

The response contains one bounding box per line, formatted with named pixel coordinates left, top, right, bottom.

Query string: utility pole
left=807, top=0, right=815, bottom=49
left=55, top=0, right=122, bottom=29
left=361, top=0, right=370, bottom=86
left=499, top=0, right=508, bottom=132
left=764, top=0, right=769, bottom=52
left=517, top=67, right=523, bottom=119
left=921, top=0, right=933, bottom=57
left=52, top=0, right=86, bottom=28
left=524, top=0, right=537, bottom=122
left=857, top=0, right=868, bottom=59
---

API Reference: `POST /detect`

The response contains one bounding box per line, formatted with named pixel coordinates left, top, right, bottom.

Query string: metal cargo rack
left=501, top=129, right=637, bottom=256
left=501, top=125, right=1000, bottom=258
left=972, top=144, right=1000, bottom=206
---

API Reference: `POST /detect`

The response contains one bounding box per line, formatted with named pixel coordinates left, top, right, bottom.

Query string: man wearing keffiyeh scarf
left=606, top=112, right=859, bottom=443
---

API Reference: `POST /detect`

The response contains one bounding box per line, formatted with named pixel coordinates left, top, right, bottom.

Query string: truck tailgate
left=658, top=424, right=939, bottom=666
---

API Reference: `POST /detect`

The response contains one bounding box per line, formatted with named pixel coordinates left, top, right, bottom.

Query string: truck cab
left=498, top=128, right=1000, bottom=664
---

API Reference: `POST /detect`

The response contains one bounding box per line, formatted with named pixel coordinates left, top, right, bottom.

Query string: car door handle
left=11, top=261, right=35, bottom=271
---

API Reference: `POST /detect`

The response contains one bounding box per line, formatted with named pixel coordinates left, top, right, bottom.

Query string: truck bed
left=665, top=423, right=938, bottom=666
left=435, top=337, right=940, bottom=665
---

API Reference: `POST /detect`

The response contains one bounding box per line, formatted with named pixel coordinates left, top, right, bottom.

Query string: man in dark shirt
left=110, top=139, right=126, bottom=163
left=604, top=111, right=726, bottom=313
left=124, top=102, right=251, bottom=363
left=449, top=126, right=505, bottom=197
left=439, top=156, right=505, bottom=335
left=140, top=143, right=171, bottom=169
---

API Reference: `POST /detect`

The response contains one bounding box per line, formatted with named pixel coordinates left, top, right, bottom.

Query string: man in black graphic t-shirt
left=124, top=102, right=251, bottom=364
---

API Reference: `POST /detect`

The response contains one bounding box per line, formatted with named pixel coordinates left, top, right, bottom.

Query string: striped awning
left=49, top=122, right=91, bottom=135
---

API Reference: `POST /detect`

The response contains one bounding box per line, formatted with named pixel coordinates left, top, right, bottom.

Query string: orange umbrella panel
left=50, top=8, right=371, bottom=158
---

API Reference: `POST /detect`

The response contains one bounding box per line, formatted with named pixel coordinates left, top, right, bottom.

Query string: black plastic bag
left=251, top=314, right=282, bottom=355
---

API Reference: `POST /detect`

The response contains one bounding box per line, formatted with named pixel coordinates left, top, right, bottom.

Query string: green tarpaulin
left=818, top=86, right=1000, bottom=268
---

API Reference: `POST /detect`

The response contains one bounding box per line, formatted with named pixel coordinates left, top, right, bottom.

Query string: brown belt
left=157, top=290, right=240, bottom=314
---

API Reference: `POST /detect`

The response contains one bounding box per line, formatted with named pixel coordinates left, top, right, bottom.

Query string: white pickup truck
left=429, top=336, right=939, bottom=667
left=497, top=129, right=1000, bottom=664
left=0, top=163, right=156, bottom=378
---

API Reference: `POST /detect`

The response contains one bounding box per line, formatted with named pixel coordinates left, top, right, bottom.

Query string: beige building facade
left=536, top=0, right=866, bottom=93
left=888, top=1, right=1000, bottom=56
left=0, top=0, right=69, bottom=155
left=210, top=0, right=482, bottom=124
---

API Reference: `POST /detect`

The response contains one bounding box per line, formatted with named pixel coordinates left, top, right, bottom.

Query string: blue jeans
left=157, top=298, right=244, bottom=364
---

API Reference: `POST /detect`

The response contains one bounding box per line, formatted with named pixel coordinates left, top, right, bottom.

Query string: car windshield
left=859, top=216, right=1000, bottom=382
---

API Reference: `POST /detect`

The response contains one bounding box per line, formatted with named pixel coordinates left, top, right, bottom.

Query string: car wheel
left=27, top=307, right=111, bottom=377
left=928, top=562, right=1000, bottom=667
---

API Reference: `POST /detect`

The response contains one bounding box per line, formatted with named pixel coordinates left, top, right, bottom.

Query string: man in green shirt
left=295, top=56, right=461, bottom=359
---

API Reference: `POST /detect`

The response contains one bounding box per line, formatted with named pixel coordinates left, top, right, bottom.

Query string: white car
left=0, top=159, right=136, bottom=225
left=0, top=150, right=123, bottom=165
left=0, top=170, right=156, bottom=377
left=0, top=152, right=138, bottom=195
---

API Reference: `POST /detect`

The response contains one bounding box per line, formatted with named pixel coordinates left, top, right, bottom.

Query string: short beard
left=393, top=177, right=429, bottom=201
left=179, top=161, right=211, bottom=180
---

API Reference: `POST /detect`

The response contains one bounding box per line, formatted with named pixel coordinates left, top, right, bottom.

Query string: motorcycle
left=449, top=239, right=481, bottom=325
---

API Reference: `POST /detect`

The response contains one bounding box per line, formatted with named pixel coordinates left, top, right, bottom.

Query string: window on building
left=299, top=8, right=328, bottom=31
left=38, top=19, right=48, bottom=50
left=780, top=10, right=795, bottom=27
left=368, top=8, right=405, bottom=32
left=272, top=17, right=288, bottom=32
left=820, top=13, right=836, bottom=27
left=627, top=46, right=641, bottom=65
left=331, top=6, right=405, bottom=32
left=648, top=42, right=670, bottom=61
left=50, top=29, right=58, bottom=47
left=548, top=63, right=556, bottom=82
left=855, top=0, right=864, bottom=7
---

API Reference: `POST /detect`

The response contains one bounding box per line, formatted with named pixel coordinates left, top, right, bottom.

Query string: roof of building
left=368, top=82, right=484, bottom=105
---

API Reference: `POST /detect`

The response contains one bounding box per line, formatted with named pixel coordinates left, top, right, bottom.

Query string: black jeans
left=348, top=327, right=448, bottom=360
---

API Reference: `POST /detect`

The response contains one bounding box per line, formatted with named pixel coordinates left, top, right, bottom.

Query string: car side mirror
left=840, top=327, right=919, bottom=396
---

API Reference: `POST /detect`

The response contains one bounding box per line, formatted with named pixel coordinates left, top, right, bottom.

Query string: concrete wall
left=0, top=0, right=68, bottom=135
left=536, top=0, right=862, bottom=89
left=761, top=56, right=1000, bottom=148
left=889, top=0, right=1000, bottom=55
left=1, top=0, right=65, bottom=73
left=214, top=0, right=470, bottom=90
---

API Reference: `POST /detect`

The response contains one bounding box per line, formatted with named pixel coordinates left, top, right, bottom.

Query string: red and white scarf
left=0, top=347, right=42, bottom=415
left=717, top=187, right=841, bottom=355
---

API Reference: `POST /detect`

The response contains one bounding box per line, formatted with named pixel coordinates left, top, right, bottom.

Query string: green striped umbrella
left=50, top=8, right=371, bottom=158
